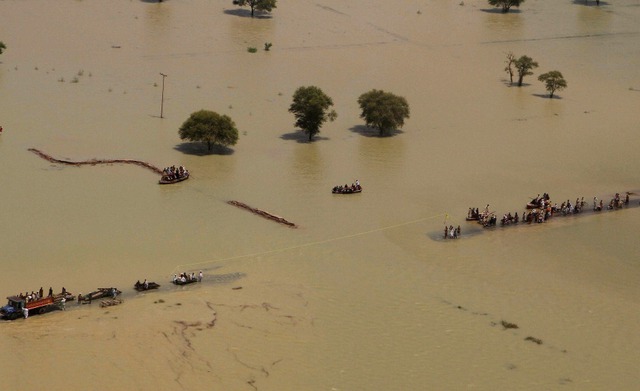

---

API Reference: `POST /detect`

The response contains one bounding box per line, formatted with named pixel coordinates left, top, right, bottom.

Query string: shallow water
left=1, top=1, right=639, bottom=390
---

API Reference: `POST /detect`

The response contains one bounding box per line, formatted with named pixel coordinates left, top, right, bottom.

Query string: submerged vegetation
left=500, top=320, right=519, bottom=330
left=538, top=70, right=567, bottom=98
left=357, top=90, right=410, bottom=136
left=232, top=0, right=277, bottom=18
left=179, top=110, right=239, bottom=152
left=289, top=86, right=337, bottom=141
left=514, top=55, right=539, bottom=86
left=488, top=0, right=525, bottom=13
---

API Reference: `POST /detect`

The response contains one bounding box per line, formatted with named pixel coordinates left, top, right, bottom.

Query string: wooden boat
left=172, top=278, right=198, bottom=286
left=159, top=172, right=189, bottom=185
left=332, top=185, right=362, bottom=194
left=79, top=287, right=121, bottom=303
left=134, top=281, right=160, bottom=291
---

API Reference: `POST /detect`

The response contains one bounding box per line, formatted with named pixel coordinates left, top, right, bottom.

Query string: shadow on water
left=280, top=130, right=329, bottom=143
left=479, top=8, right=522, bottom=14
left=572, top=0, right=608, bottom=6
left=532, top=93, right=563, bottom=100
left=349, top=124, right=404, bottom=138
left=174, top=142, right=235, bottom=156
left=223, top=9, right=273, bottom=19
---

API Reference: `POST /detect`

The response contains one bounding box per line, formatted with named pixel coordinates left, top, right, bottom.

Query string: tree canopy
left=538, top=71, right=567, bottom=99
left=514, top=55, right=539, bottom=86
left=0, top=41, right=6, bottom=55
left=288, top=86, right=337, bottom=141
left=232, top=0, right=277, bottom=18
left=488, top=0, right=525, bottom=13
left=178, top=110, right=239, bottom=152
left=357, top=89, right=410, bottom=136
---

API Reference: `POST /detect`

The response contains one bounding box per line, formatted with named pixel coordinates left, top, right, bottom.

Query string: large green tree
left=178, top=110, right=239, bottom=152
left=289, top=86, right=337, bottom=141
left=488, top=0, right=525, bottom=13
left=0, top=41, right=6, bottom=55
left=232, top=0, right=277, bottom=18
left=357, top=89, right=410, bottom=136
left=538, top=71, right=567, bottom=99
left=514, top=55, right=539, bottom=86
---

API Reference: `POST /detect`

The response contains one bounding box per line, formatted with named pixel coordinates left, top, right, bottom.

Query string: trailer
left=1, top=293, right=72, bottom=320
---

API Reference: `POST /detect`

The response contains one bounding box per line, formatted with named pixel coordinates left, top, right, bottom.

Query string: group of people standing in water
left=443, top=225, right=461, bottom=239
left=465, top=191, right=633, bottom=231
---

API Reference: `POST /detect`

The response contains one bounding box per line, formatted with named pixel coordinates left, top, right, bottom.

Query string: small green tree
left=0, top=41, right=6, bottom=55
left=538, top=71, right=567, bottom=99
left=488, top=0, right=525, bottom=13
left=357, top=90, right=410, bottom=136
left=504, top=51, right=516, bottom=84
left=232, top=0, right=277, bottom=18
left=514, top=55, right=539, bottom=86
left=289, top=86, right=337, bottom=141
left=179, top=110, right=239, bottom=152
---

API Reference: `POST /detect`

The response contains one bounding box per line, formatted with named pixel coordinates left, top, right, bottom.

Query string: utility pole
left=159, top=73, right=167, bottom=118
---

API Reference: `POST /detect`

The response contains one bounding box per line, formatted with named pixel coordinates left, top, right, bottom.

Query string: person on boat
left=23, top=307, right=28, bottom=319
left=444, top=226, right=448, bottom=239
left=60, top=297, right=66, bottom=311
left=143, top=279, right=148, bottom=289
left=173, top=274, right=178, bottom=283
left=198, top=271, right=203, bottom=282
left=48, top=287, right=53, bottom=297
left=456, top=225, right=461, bottom=238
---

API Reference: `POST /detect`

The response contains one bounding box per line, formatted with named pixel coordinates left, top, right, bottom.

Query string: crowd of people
left=162, top=165, right=188, bottom=181
left=443, top=225, right=461, bottom=239
left=17, top=287, right=66, bottom=303
left=467, top=191, right=633, bottom=230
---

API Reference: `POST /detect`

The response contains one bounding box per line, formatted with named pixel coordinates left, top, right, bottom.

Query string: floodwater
left=1, top=1, right=639, bottom=390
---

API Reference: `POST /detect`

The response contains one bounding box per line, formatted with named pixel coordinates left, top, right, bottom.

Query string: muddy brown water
left=1, top=1, right=639, bottom=390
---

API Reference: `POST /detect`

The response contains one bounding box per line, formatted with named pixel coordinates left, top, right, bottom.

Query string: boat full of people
left=332, top=180, right=362, bottom=194
left=172, top=271, right=203, bottom=286
left=77, top=287, right=121, bottom=304
left=159, top=165, right=189, bottom=184
left=134, top=280, right=160, bottom=291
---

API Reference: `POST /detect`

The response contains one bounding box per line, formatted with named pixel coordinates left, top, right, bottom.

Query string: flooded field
left=1, top=0, right=639, bottom=390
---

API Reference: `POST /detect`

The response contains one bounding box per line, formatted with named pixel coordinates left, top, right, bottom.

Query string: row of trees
left=179, top=87, right=410, bottom=151
left=289, top=87, right=410, bottom=141
left=504, top=52, right=567, bottom=98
